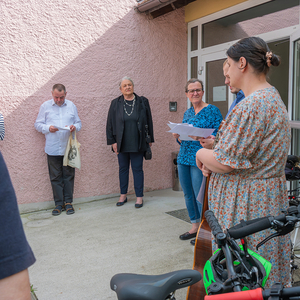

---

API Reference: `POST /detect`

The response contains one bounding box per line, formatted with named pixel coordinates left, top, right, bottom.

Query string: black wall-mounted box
left=169, top=102, right=177, bottom=112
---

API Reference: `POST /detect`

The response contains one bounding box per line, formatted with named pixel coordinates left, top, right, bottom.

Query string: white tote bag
left=63, top=132, right=81, bottom=170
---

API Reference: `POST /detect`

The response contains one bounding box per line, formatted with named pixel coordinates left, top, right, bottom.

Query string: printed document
left=55, top=126, right=71, bottom=131
left=167, top=121, right=214, bottom=140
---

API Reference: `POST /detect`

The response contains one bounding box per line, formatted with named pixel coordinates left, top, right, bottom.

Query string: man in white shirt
left=35, top=84, right=82, bottom=216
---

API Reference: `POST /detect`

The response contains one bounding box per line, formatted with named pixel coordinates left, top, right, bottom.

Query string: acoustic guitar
left=186, top=174, right=212, bottom=300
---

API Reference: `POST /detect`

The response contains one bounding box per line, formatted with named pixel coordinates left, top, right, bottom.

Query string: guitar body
left=186, top=176, right=212, bottom=300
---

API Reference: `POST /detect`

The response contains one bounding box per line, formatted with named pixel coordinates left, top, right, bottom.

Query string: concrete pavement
left=22, top=189, right=195, bottom=300
left=21, top=188, right=300, bottom=299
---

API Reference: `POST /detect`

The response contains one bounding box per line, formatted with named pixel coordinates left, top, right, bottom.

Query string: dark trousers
left=118, top=152, right=144, bottom=197
left=47, top=155, right=75, bottom=206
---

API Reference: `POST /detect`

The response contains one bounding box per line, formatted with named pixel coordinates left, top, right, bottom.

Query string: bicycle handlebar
left=205, top=288, right=264, bottom=300
left=205, top=204, right=300, bottom=241
left=227, top=215, right=286, bottom=239
left=205, top=286, right=300, bottom=300
left=204, top=210, right=287, bottom=240
left=205, top=210, right=223, bottom=237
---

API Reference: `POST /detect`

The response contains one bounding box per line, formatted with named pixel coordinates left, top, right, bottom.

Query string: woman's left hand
left=196, top=159, right=211, bottom=177
left=201, top=165, right=211, bottom=177
left=149, top=143, right=152, bottom=147
left=196, top=148, right=212, bottom=177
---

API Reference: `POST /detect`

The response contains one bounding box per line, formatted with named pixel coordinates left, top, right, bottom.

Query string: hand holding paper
left=167, top=121, right=214, bottom=140
left=54, top=126, right=71, bottom=131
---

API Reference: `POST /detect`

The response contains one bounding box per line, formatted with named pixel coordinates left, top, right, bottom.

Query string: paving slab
left=22, top=189, right=196, bottom=300
left=22, top=188, right=300, bottom=299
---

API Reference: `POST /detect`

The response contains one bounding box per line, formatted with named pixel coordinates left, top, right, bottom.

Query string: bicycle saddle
left=110, top=269, right=202, bottom=300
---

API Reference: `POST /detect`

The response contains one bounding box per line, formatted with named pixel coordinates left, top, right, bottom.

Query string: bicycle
left=110, top=204, right=300, bottom=300
left=110, top=269, right=202, bottom=300
left=288, top=189, right=300, bottom=285
left=202, top=207, right=300, bottom=299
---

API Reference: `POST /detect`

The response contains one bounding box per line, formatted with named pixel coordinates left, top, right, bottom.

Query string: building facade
left=0, top=0, right=187, bottom=209
left=1, top=0, right=299, bottom=209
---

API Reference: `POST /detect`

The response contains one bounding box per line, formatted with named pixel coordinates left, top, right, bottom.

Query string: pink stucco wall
left=0, top=0, right=187, bottom=205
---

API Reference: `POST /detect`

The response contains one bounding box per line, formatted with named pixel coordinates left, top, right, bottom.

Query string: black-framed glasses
left=187, top=89, right=203, bottom=94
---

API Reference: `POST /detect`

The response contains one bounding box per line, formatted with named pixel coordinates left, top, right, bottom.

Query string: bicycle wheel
left=291, top=222, right=300, bottom=285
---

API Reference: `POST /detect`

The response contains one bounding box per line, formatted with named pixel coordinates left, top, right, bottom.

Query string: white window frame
left=187, top=0, right=300, bottom=109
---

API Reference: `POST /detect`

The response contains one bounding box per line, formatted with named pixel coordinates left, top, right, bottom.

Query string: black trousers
left=47, top=155, right=75, bottom=206
left=117, top=152, right=144, bottom=197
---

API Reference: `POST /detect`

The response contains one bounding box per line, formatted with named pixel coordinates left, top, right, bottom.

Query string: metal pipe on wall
left=135, top=0, right=176, bottom=13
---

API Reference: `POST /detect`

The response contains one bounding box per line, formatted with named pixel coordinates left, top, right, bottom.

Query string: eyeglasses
left=187, top=89, right=203, bottom=94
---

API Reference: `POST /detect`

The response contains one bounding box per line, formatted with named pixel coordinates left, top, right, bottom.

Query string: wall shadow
left=0, top=6, right=187, bottom=204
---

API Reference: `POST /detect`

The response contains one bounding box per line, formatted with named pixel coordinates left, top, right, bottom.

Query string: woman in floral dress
left=196, top=37, right=291, bottom=286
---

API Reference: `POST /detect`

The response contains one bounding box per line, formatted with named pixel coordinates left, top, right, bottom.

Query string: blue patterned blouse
left=177, top=104, right=223, bottom=166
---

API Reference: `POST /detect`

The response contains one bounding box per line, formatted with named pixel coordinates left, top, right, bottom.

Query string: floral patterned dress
left=209, top=87, right=291, bottom=287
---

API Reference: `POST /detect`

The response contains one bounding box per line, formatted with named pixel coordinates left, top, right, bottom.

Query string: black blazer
left=106, top=93, right=154, bottom=153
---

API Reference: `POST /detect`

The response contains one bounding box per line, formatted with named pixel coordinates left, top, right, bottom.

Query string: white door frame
left=289, top=28, right=300, bottom=127
left=187, top=0, right=300, bottom=113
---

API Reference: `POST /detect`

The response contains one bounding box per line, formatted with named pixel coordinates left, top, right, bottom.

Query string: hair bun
left=266, top=51, right=280, bottom=67
left=265, top=52, right=272, bottom=67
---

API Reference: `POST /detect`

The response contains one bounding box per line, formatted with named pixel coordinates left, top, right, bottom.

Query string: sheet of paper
left=167, top=121, right=214, bottom=139
left=55, top=126, right=71, bottom=131
left=167, top=121, right=193, bottom=129
left=167, top=122, right=194, bottom=140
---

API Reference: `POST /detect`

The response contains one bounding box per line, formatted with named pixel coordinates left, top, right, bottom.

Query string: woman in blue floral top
left=173, top=79, right=222, bottom=244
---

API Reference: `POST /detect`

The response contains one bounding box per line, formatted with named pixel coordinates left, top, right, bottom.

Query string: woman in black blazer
left=106, top=77, right=154, bottom=208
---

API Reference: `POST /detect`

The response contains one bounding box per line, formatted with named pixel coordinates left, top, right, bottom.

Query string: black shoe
left=116, top=198, right=127, bottom=206
left=190, top=239, right=196, bottom=246
left=179, top=232, right=197, bottom=240
left=135, top=200, right=143, bottom=208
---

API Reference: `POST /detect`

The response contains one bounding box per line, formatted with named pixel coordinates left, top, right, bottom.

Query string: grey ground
left=21, top=188, right=300, bottom=299
left=23, top=189, right=195, bottom=300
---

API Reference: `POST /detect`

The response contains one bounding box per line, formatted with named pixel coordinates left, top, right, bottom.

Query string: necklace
left=124, top=99, right=135, bottom=106
left=124, top=96, right=136, bottom=116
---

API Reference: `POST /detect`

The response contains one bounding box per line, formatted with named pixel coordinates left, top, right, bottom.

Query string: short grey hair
left=119, top=76, right=134, bottom=87
left=185, top=78, right=204, bottom=93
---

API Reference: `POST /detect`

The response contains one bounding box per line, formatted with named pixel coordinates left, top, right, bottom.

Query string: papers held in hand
left=167, top=121, right=214, bottom=141
left=55, top=126, right=71, bottom=131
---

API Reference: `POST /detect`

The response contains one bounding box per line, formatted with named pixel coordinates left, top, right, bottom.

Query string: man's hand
left=69, top=125, right=76, bottom=132
left=49, top=126, right=59, bottom=133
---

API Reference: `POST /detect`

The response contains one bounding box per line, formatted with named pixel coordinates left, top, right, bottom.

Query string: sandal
left=65, top=203, right=75, bottom=215
left=52, top=205, right=64, bottom=216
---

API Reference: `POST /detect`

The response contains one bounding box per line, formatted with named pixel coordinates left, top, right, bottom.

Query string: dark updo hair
left=226, top=37, right=280, bottom=75
left=185, top=78, right=204, bottom=93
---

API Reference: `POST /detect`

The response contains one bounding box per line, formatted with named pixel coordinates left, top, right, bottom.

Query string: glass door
left=199, top=50, right=236, bottom=119
left=289, top=28, right=300, bottom=190
left=290, top=29, right=300, bottom=156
